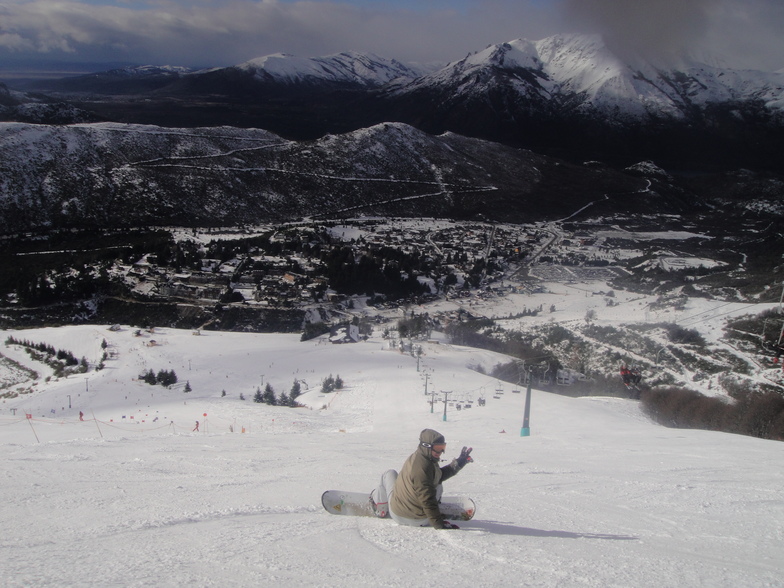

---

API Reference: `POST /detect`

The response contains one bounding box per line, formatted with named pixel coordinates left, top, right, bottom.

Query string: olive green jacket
left=390, top=430, right=463, bottom=528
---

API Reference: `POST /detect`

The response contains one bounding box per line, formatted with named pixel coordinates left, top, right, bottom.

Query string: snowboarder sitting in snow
left=371, top=428, right=472, bottom=529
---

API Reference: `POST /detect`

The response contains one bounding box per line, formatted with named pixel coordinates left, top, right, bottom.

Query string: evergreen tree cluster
left=499, top=306, right=542, bottom=320
left=95, top=339, right=108, bottom=371
left=321, top=374, right=343, bottom=393
left=0, top=228, right=146, bottom=306
left=323, top=245, right=430, bottom=300
left=138, top=368, right=178, bottom=388
left=665, top=324, right=707, bottom=347
left=253, top=379, right=304, bottom=407
left=9, top=263, right=123, bottom=307
left=301, top=321, right=330, bottom=342
left=5, top=336, right=88, bottom=377
left=397, top=314, right=432, bottom=339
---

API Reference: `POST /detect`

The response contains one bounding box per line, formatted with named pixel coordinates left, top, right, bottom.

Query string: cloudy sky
left=1, top=0, right=783, bottom=74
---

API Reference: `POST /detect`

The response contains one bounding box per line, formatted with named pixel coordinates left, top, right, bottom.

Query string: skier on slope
left=370, top=428, right=473, bottom=529
left=620, top=364, right=632, bottom=386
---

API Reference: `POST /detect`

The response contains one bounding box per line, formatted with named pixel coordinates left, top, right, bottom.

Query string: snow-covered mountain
left=2, top=117, right=782, bottom=235
left=373, top=34, right=784, bottom=169
left=235, top=51, right=430, bottom=87
left=33, top=34, right=782, bottom=112
left=107, top=64, right=194, bottom=77
left=16, top=64, right=196, bottom=96
left=401, top=34, right=784, bottom=121
left=0, top=82, right=100, bottom=124
left=2, top=120, right=687, bottom=233
left=182, top=34, right=783, bottom=167
left=5, top=33, right=784, bottom=170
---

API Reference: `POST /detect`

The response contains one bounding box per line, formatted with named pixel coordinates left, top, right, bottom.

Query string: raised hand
left=457, top=446, right=473, bottom=468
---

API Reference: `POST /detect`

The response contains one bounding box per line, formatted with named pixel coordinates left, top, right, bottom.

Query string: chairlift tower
left=521, top=366, right=533, bottom=437
left=441, top=391, right=452, bottom=422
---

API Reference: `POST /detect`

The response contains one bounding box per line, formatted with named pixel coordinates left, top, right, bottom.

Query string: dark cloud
left=560, top=0, right=784, bottom=69
left=702, top=0, right=784, bottom=70
left=563, top=0, right=716, bottom=62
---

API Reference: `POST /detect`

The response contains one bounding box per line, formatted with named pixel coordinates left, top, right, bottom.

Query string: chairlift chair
left=555, top=369, right=572, bottom=386
left=539, top=363, right=551, bottom=385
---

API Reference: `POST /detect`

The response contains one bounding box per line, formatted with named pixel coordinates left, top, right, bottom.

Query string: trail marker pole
left=92, top=411, right=103, bottom=439
left=27, top=414, right=40, bottom=443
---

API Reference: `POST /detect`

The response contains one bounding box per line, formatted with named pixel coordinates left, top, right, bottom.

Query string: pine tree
left=262, top=383, right=276, bottom=405
left=156, top=369, right=178, bottom=388
left=290, top=379, right=302, bottom=401
left=141, top=369, right=157, bottom=385
left=253, top=387, right=263, bottom=403
left=184, top=381, right=192, bottom=393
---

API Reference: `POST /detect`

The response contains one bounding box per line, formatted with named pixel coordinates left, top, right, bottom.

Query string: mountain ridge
left=235, top=51, right=430, bottom=87
left=9, top=32, right=782, bottom=171
left=24, top=33, right=783, bottom=113
left=0, top=120, right=711, bottom=234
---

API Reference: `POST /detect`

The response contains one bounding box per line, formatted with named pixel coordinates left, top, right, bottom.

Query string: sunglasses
left=431, top=443, right=447, bottom=453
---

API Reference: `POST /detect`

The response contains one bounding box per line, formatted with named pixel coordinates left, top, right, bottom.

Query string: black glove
left=437, top=521, right=460, bottom=530
left=456, top=446, right=473, bottom=468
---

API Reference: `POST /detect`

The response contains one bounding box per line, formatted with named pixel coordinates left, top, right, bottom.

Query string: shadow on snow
left=466, top=520, right=638, bottom=540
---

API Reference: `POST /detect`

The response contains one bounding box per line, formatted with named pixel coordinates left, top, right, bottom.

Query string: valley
left=3, top=210, right=782, bottom=402
left=1, top=34, right=783, bottom=411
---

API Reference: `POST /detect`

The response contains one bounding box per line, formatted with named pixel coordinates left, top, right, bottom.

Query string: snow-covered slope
left=537, top=34, right=784, bottom=115
left=1, top=322, right=783, bottom=587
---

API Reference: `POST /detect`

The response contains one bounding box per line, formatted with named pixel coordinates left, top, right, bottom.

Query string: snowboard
left=321, top=490, right=475, bottom=521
